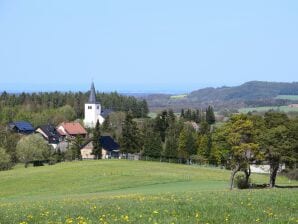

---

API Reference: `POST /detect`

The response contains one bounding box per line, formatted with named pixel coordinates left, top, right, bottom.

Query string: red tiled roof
left=58, top=122, right=87, bottom=135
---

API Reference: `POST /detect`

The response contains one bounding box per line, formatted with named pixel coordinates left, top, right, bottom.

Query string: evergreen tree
left=120, top=113, right=141, bottom=155
left=180, top=109, right=185, bottom=118
left=70, top=135, right=83, bottom=161
left=206, top=105, right=216, bottom=125
left=154, top=110, right=169, bottom=142
left=92, top=120, right=102, bottom=159
left=143, top=129, right=162, bottom=158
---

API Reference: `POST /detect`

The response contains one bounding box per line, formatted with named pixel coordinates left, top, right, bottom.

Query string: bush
left=234, top=173, right=251, bottom=189
left=0, top=147, right=14, bottom=171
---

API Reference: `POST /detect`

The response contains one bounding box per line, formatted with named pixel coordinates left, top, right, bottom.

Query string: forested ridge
left=141, top=81, right=298, bottom=111
left=0, top=91, right=148, bottom=126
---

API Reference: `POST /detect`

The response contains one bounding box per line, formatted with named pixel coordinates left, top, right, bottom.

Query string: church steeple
left=88, top=82, right=97, bottom=103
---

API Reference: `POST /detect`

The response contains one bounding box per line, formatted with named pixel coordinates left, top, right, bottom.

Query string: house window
left=97, top=106, right=99, bottom=109
left=88, top=106, right=92, bottom=109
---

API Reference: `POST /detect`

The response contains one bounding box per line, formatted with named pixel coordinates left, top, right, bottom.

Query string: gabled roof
left=100, top=136, right=120, bottom=151
left=57, top=122, right=87, bottom=136
left=88, top=82, right=98, bottom=104
left=101, top=109, right=113, bottom=118
left=80, top=136, right=120, bottom=152
left=9, top=121, right=35, bottom=133
left=37, top=124, right=61, bottom=143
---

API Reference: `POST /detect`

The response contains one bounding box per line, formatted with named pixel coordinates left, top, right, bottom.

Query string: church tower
left=84, top=82, right=105, bottom=128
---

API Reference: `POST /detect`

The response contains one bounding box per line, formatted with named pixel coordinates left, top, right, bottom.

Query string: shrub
left=0, top=147, right=13, bottom=171
left=234, top=173, right=251, bottom=189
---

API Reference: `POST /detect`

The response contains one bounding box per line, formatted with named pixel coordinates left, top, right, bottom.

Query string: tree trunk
left=229, top=164, right=240, bottom=190
left=244, top=167, right=251, bottom=187
left=270, top=163, right=279, bottom=188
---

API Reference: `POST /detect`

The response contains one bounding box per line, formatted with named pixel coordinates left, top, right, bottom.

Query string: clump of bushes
left=0, top=147, right=14, bottom=171
left=234, top=173, right=251, bottom=189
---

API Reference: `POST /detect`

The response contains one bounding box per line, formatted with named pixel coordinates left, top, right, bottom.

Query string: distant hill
left=140, top=81, right=298, bottom=111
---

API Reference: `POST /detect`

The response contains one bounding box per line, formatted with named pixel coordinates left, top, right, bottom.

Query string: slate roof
left=88, top=82, right=98, bottom=104
left=80, top=136, right=120, bottom=152
left=100, top=136, right=120, bottom=151
left=101, top=109, right=113, bottom=118
left=57, top=122, right=87, bottom=136
left=9, top=121, right=35, bottom=134
left=37, top=124, right=61, bottom=144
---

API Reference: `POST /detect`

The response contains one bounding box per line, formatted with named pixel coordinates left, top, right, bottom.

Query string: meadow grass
left=239, top=106, right=298, bottom=114
left=0, top=160, right=297, bottom=224
left=170, top=94, right=188, bottom=99
left=275, top=95, right=298, bottom=100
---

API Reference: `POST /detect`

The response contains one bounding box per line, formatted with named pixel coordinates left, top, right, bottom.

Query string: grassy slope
left=275, top=95, right=298, bottom=100
left=239, top=106, right=298, bottom=113
left=0, top=160, right=297, bottom=224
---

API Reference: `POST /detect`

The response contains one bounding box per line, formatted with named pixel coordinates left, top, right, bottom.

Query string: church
left=84, top=82, right=105, bottom=128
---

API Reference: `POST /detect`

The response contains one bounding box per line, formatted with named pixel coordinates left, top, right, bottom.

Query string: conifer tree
left=206, top=106, right=216, bottom=125
left=120, top=113, right=141, bottom=156
left=92, top=119, right=102, bottom=159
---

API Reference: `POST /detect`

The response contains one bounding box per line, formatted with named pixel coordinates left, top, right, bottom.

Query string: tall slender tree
left=92, top=119, right=102, bottom=159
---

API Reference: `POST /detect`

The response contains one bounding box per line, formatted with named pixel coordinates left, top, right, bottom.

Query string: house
left=250, top=163, right=286, bottom=174
left=80, top=136, right=120, bottom=159
left=8, top=121, right=35, bottom=134
left=35, top=124, right=61, bottom=149
left=56, top=122, right=87, bottom=139
left=84, top=82, right=105, bottom=127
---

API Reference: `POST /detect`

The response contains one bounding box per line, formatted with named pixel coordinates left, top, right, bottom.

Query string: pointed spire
left=88, top=82, right=97, bottom=103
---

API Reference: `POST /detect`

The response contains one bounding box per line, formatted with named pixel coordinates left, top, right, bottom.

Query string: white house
left=84, top=82, right=105, bottom=128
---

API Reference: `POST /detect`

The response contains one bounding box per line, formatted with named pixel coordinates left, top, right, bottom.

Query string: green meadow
left=239, top=106, right=298, bottom=114
left=0, top=160, right=297, bottom=224
left=275, top=95, right=298, bottom=100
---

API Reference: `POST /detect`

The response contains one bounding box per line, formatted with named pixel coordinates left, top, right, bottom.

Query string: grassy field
left=170, top=94, right=188, bottom=99
left=0, top=160, right=297, bottom=224
left=275, top=95, right=298, bottom=100
left=239, top=106, right=298, bottom=114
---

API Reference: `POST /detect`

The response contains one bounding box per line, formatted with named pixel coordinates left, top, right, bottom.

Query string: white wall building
left=84, top=82, right=105, bottom=128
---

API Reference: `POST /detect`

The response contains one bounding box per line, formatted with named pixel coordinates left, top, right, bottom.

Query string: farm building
left=8, top=121, right=35, bottom=134
left=80, top=136, right=120, bottom=159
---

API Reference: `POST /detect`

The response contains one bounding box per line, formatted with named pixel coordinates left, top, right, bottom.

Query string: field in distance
left=275, top=95, right=298, bottom=100
left=0, top=160, right=297, bottom=224
left=239, top=105, right=298, bottom=114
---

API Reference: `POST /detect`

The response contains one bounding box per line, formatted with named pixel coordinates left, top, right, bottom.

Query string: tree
left=258, top=112, right=293, bottom=187
left=102, top=115, right=111, bottom=132
left=164, top=121, right=183, bottom=160
left=178, top=126, right=197, bottom=163
left=206, top=105, right=215, bottom=125
left=92, top=120, right=102, bottom=159
left=16, top=134, right=51, bottom=168
left=143, top=129, right=162, bottom=158
left=215, top=115, right=260, bottom=190
left=0, top=147, right=12, bottom=171
left=120, top=113, right=141, bottom=156
left=69, top=135, right=84, bottom=161
left=154, top=110, right=169, bottom=142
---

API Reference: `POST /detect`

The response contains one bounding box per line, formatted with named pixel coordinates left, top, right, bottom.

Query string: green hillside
left=143, top=81, right=298, bottom=111
left=0, top=160, right=297, bottom=224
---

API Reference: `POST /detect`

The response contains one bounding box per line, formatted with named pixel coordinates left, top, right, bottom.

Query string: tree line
left=0, top=91, right=148, bottom=126
left=116, top=109, right=298, bottom=189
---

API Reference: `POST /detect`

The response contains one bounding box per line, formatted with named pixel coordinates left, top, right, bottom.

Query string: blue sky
left=0, top=0, right=297, bottom=93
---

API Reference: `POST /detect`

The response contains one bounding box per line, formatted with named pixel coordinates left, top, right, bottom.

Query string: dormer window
left=88, top=106, right=92, bottom=109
